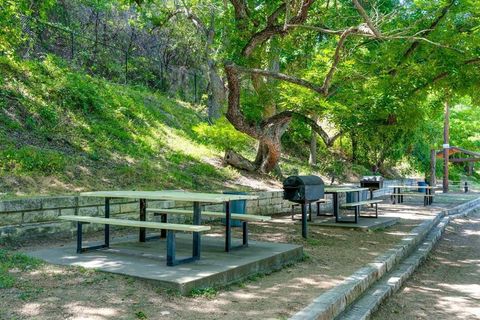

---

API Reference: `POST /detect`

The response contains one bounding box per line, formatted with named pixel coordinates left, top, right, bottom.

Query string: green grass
left=188, top=287, right=218, bottom=298
left=0, top=249, right=43, bottom=289
left=0, top=55, right=255, bottom=197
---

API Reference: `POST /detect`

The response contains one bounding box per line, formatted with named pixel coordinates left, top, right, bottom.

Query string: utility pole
left=430, top=149, right=436, bottom=187
left=443, top=100, right=449, bottom=193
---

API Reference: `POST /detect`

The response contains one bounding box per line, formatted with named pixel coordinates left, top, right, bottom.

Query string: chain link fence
left=18, top=14, right=207, bottom=104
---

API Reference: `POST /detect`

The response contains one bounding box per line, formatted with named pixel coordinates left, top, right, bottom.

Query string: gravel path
left=372, top=210, right=480, bottom=320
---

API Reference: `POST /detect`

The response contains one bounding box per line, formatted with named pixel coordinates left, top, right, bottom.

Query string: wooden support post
left=443, top=100, right=449, bottom=193
left=430, top=149, right=436, bottom=187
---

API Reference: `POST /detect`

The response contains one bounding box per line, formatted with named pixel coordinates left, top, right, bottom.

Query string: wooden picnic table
left=80, top=191, right=258, bottom=252
left=324, top=187, right=370, bottom=223
left=388, top=185, right=439, bottom=206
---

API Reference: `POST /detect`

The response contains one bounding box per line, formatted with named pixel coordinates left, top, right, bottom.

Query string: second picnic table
left=389, top=185, right=438, bottom=206
left=324, top=186, right=373, bottom=223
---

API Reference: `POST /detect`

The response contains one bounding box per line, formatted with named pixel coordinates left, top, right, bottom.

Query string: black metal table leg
left=104, top=197, right=110, bottom=247
left=225, top=201, right=231, bottom=252
left=77, top=222, right=83, bottom=254
left=193, top=202, right=201, bottom=258
left=301, top=203, right=307, bottom=239
left=160, top=214, right=167, bottom=238
left=166, top=230, right=176, bottom=266
left=353, top=191, right=360, bottom=223
left=139, top=198, right=146, bottom=242
left=76, top=221, right=108, bottom=253
left=333, top=193, right=340, bottom=223
left=243, top=222, right=248, bottom=246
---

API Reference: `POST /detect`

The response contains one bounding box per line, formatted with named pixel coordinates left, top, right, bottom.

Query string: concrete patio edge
left=289, top=197, right=480, bottom=320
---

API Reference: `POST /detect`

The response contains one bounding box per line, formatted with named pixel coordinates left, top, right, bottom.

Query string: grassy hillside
left=0, top=55, right=288, bottom=197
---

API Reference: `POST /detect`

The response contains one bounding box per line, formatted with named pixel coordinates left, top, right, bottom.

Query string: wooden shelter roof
left=436, top=146, right=480, bottom=162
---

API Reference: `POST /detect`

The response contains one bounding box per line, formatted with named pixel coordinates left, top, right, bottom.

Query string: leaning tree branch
left=352, top=0, right=381, bottom=37
left=242, top=0, right=316, bottom=57
left=229, top=0, right=249, bottom=21
left=321, top=27, right=357, bottom=95
left=232, top=64, right=325, bottom=94
left=224, top=63, right=261, bottom=139
left=412, top=57, right=480, bottom=94
left=389, top=0, right=455, bottom=74
left=151, top=8, right=207, bottom=35
left=263, top=111, right=342, bottom=147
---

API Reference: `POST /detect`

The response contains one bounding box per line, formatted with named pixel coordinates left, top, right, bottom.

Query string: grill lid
left=360, top=176, right=384, bottom=182
left=283, top=175, right=324, bottom=187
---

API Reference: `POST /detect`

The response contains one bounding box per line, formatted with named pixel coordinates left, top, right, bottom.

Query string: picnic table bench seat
left=59, top=215, right=210, bottom=266
left=146, top=208, right=271, bottom=222
left=340, top=199, right=383, bottom=208
left=146, top=208, right=271, bottom=249
left=338, top=199, right=383, bottom=222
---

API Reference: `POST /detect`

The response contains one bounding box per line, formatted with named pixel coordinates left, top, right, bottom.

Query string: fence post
left=124, top=50, right=128, bottom=84
left=70, top=31, right=75, bottom=60
left=193, top=71, right=197, bottom=103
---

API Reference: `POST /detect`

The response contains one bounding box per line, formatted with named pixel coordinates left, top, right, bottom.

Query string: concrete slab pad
left=26, top=234, right=303, bottom=295
left=308, top=216, right=399, bottom=231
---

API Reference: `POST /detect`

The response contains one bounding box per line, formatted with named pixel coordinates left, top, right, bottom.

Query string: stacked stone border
left=290, top=196, right=480, bottom=320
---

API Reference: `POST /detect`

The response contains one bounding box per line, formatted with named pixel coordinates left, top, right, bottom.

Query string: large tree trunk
left=206, top=61, right=225, bottom=121
left=351, top=132, right=357, bottom=164
left=205, top=13, right=225, bottom=121
left=309, top=115, right=318, bottom=166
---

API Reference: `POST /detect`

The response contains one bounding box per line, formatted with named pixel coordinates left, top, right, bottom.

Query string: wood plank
left=58, top=215, right=211, bottom=232
left=340, top=200, right=383, bottom=207
left=325, top=187, right=370, bottom=193
left=389, top=186, right=439, bottom=189
left=146, top=208, right=271, bottom=222
left=390, top=193, right=434, bottom=197
left=79, top=191, right=258, bottom=203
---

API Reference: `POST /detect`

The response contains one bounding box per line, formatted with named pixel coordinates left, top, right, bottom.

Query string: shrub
left=193, top=118, right=254, bottom=152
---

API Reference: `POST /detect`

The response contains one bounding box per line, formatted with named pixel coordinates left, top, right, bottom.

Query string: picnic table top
left=389, top=185, right=439, bottom=189
left=79, top=191, right=258, bottom=203
left=324, top=187, right=370, bottom=193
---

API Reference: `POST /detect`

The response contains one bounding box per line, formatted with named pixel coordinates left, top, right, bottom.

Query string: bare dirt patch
left=1, top=194, right=478, bottom=320
left=372, top=209, right=480, bottom=320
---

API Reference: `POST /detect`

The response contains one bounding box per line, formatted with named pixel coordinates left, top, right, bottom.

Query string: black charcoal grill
left=360, top=176, right=384, bottom=200
left=283, top=175, right=324, bottom=238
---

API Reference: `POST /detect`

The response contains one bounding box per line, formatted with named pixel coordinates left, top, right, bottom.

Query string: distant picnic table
left=389, top=185, right=439, bottom=206
left=324, top=187, right=380, bottom=223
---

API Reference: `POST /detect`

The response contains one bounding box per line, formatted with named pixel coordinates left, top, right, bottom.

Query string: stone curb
left=337, top=202, right=480, bottom=319
left=290, top=197, right=480, bottom=320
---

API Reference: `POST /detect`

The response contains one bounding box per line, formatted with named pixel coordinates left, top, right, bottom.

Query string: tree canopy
left=2, top=0, right=479, bottom=179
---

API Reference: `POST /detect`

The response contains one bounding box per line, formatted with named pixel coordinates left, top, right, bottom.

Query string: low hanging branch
left=352, top=0, right=381, bottom=38
left=232, top=64, right=325, bottom=94
left=412, top=57, right=480, bottom=94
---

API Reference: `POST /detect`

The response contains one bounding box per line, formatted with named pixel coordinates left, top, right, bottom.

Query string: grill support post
left=301, top=203, right=307, bottom=239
